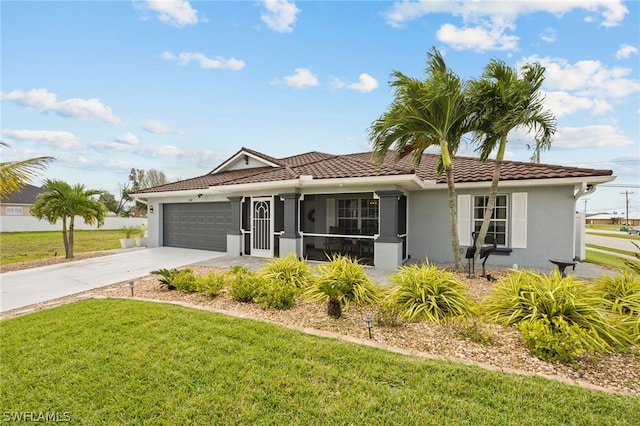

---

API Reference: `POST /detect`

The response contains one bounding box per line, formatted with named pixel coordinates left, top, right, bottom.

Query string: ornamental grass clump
left=259, top=253, right=313, bottom=291
left=385, top=264, right=474, bottom=323
left=304, top=254, right=381, bottom=318
left=481, top=269, right=632, bottom=360
left=593, top=271, right=640, bottom=345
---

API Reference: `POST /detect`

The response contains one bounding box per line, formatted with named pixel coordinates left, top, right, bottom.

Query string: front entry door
left=251, top=197, right=273, bottom=258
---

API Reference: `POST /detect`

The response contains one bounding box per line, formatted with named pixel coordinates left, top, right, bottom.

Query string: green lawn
left=0, top=230, right=122, bottom=264
left=1, top=299, right=638, bottom=425
left=585, top=249, right=631, bottom=270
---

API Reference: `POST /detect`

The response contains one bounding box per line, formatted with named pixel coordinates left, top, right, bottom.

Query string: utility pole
left=621, top=191, right=634, bottom=226
left=583, top=197, right=590, bottom=214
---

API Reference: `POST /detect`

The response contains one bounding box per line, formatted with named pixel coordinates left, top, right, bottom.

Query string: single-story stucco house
left=132, top=147, right=614, bottom=270
left=0, top=184, right=46, bottom=217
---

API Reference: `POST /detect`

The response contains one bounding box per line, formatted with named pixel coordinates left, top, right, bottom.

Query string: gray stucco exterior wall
left=407, top=185, right=577, bottom=269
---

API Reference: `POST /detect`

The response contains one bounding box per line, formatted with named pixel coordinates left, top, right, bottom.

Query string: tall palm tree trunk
left=68, top=217, right=75, bottom=259
left=445, top=164, right=462, bottom=270
left=474, top=136, right=506, bottom=261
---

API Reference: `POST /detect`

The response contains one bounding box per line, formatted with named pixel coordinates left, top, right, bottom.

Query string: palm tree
left=0, top=141, right=54, bottom=199
left=468, top=60, right=556, bottom=260
left=369, top=48, right=470, bottom=270
left=31, top=179, right=107, bottom=259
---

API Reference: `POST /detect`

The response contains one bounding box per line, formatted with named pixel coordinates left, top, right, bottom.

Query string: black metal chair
left=465, top=232, right=497, bottom=278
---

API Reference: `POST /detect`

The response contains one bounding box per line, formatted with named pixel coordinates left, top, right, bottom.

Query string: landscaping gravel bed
left=2, top=263, right=638, bottom=396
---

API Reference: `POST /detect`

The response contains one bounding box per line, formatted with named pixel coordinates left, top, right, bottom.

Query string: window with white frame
left=337, top=198, right=379, bottom=235
left=6, top=206, right=23, bottom=215
left=473, top=195, right=507, bottom=246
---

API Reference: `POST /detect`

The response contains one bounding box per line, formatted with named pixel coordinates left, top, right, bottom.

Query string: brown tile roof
left=135, top=148, right=613, bottom=194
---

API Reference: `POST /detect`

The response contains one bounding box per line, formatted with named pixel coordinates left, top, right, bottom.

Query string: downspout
left=573, top=182, right=596, bottom=261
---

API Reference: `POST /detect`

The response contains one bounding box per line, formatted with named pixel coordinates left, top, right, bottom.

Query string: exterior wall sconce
left=149, top=206, right=154, bottom=214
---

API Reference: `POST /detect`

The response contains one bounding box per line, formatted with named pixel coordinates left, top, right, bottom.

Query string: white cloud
left=142, top=0, right=199, bottom=27
left=2, top=129, right=79, bottom=149
left=281, top=68, right=319, bottom=89
left=384, top=1, right=628, bottom=29
left=142, top=119, right=180, bottom=134
left=542, top=91, right=612, bottom=117
left=261, top=0, right=300, bottom=33
left=115, top=132, right=139, bottom=145
left=553, top=125, right=635, bottom=149
left=616, top=44, right=638, bottom=59
left=332, top=73, right=378, bottom=93
left=1, top=88, right=121, bottom=125
left=436, top=23, right=518, bottom=52
left=384, top=1, right=628, bottom=52
left=539, top=27, right=557, bottom=43
left=162, top=51, right=245, bottom=71
left=520, top=55, right=640, bottom=99
left=90, top=140, right=137, bottom=153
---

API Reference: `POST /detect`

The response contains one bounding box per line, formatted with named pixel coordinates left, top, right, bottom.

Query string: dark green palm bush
left=385, top=264, right=474, bottom=323
left=593, top=271, right=640, bottom=344
left=304, top=254, right=381, bottom=318
left=150, top=268, right=183, bottom=290
left=481, top=269, right=632, bottom=357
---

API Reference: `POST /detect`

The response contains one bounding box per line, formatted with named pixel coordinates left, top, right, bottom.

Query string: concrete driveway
left=0, top=247, right=225, bottom=313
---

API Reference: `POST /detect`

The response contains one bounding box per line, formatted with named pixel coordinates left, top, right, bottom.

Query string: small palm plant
left=304, top=255, right=380, bottom=318
left=385, top=264, right=474, bottom=323
left=150, top=268, right=181, bottom=290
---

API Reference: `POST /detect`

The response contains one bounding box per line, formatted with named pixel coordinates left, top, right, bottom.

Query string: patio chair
left=325, top=226, right=345, bottom=253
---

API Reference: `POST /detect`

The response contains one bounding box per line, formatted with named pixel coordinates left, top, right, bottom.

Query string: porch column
left=227, top=196, right=243, bottom=256
left=278, top=192, right=302, bottom=258
left=374, top=190, right=403, bottom=270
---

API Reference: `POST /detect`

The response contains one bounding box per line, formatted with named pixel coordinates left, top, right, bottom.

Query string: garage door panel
left=163, top=202, right=231, bottom=252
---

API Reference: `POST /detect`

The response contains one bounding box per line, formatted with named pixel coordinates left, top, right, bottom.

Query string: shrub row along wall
left=0, top=216, right=148, bottom=233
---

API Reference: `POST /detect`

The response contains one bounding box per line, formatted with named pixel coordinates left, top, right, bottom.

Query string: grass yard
left=1, top=299, right=638, bottom=425
left=0, top=230, right=122, bottom=264
left=585, top=249, right=631, bottom=270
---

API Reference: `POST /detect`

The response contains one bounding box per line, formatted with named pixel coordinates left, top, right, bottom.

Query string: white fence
left=0, top=216, right=147, bottom=233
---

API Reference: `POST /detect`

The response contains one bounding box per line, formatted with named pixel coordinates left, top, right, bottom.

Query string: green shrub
left=259, top=253, right=313, bottom=290
left=385, top=264, right=474, bottom=323
left=195, top=272, right=227, bottom=297
left=150, top=268, right=181, bottom=290
left=376, top=295, right=401, bottom=327
left=519, top=317, right=592, bottom=363
left=594, top=272, right=640, bottom=344
left=172, top=269, right=197, bottom=293
left=228, top=269, right=262, bottom=303
left=624, top=241, right=640, bottom=275
left=304, top=255, right=380, bottom=318
left=255, top=277, right=297, bottom=310
left=481, top=269, right=631, bottom=353
left=451, top=317, right=493, bottom=345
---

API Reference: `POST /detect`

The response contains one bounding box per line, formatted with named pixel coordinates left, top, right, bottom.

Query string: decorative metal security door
left=251, top=197, right=273, bottom=257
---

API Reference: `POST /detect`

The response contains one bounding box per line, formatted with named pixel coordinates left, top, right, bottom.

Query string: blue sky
left=2, top=0, right=639, bottom=215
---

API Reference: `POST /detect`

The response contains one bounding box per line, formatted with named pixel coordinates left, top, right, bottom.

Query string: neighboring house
left=586, top=213, right=640, bottom=226
left=132, top=147, right=614, bottom=270
left=0, top=184, right=46, bottom=217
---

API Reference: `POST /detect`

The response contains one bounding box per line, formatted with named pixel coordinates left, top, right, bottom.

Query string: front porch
left=228, top=190, right=408, bottom=270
